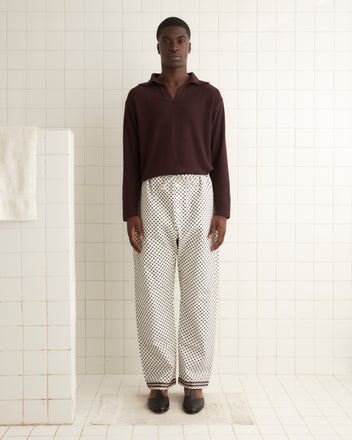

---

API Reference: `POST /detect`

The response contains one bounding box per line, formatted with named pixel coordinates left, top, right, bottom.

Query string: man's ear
left=188, top=42, right=191, bottom=53
left=157, top=43, right=160, bottom=54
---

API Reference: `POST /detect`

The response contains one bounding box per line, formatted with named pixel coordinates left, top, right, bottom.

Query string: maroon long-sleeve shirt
left=122, top=72, right=231, bottom=222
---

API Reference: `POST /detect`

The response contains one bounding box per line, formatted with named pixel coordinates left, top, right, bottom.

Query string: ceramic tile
left=55, top=437, right=82, bottom=440
left=27, top=437, right=57, bottom=440
left=81, top=425, right=108, bottom=436
left=48, top=374, right=74, bottom=399
left=0, top=324, right=20, bottom=354
left=284, top=424, right=313, bottom=435
left=79, top=437, right=106, bottom=440
left=23, top=375, right=47, bottom=400
left=0, top=376, right=22, bottom=400
left=23, top=326, right=46, bottom=351
left=259, top=425, right=286, bottom=435
left=22, top=302, right=46, bottom=326
left=158, top=436, right=185, bottom=440
left=208, top=424, right=234, bottom=434
left=236, top=435, right=264, bottom=440
left=184, top=436, right=210, bottom=440
left=261, top=436, right=289, bottom=440
left=0, top=352, right=22, bottom=376
left=22, top=277, right=46, bottom=301
left=2, top=437, right=31, bottom=440
left=5, top=426, right=33, bottom=435
left=309, top=436, right=341, bottom=440
left=29, top=425, right=58, bottom=436
left=23, top=399, right=47, bottom=425
left=0, top=277, right=21, bottom=301
left=48, top=399, right=74, bottom=424
left=23, top=351, right=47, bottom=375
left=132, top=425, right=158, bottom=436
left=55, top=424, right=83, bottom=436
left=209, top=435, right=236, bottom=440
left=233, top=424, right=261, bottom=435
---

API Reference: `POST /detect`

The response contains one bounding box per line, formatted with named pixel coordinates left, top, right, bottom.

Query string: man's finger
left=210, top=234, right=219, bottom=251
left=208, top=220, right=216, bottom=238
left=210, top=230, right=225, bottom=251
left=130, top=229, right=142, bottom=253
left=136, top=226, right=143, bottom=241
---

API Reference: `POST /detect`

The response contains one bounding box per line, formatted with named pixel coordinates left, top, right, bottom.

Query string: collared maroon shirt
left=122, top=72, right=230, bottom=221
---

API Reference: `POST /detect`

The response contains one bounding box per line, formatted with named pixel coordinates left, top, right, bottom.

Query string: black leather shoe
left=148, top=390, right=169, bottom=413
left=183, top=388, right=205, bottom=414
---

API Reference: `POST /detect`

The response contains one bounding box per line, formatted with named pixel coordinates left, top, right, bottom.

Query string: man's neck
left=157, top=69, right=189, bottom=87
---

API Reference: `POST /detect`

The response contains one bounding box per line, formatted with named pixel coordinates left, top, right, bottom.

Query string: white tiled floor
left=1, top=375, right=352, bottom=440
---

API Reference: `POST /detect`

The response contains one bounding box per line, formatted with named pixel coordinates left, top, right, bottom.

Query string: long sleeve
left=123, top=90, right=141, bottom=222
left=209, top=97, right=231, bottom=219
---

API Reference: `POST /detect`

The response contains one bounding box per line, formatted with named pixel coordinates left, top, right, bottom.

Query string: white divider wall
left=0, top=129, right=76, bottom=425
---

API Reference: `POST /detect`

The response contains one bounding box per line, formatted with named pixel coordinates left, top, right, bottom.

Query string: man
left=123, top=17, right=230, bottom=414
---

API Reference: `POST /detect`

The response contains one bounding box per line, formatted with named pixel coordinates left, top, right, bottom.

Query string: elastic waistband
left=145, top=173, right=210, bottom=183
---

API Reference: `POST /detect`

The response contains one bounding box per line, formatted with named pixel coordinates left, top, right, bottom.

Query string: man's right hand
left=127, top=215, right=144, bottom=253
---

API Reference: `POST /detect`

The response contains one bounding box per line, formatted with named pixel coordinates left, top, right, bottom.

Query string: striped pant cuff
left=178, top=377, right=209, bottom=388
left=147, top=378, right=177, bottom=389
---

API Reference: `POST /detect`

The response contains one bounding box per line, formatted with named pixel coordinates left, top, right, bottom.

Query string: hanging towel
left=0, top=127, right=38, bottom=220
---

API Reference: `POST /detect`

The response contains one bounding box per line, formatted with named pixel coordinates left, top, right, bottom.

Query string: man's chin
left=163, top=60, right=187, bottom=69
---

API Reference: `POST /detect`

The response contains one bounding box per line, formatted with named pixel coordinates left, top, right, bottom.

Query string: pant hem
left=178, top=377, right=209, bottom=388
left=147, top=378, right=177, bottom=389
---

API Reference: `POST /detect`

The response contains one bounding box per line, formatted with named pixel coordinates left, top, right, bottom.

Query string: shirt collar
left=141, top=72, right=209, bottom=86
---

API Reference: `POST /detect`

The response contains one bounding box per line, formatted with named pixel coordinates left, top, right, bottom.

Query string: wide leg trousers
left=133, top=174, right=219, bottom=390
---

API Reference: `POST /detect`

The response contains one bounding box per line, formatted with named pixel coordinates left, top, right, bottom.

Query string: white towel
left=0, top=127, right=38, bottom=220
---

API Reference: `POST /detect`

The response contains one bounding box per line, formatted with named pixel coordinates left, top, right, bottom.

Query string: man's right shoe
left=147, top=390, right=169, bottom=413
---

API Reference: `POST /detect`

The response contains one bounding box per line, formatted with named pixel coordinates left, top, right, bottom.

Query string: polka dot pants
left=133, top=174, right=219, bottom=390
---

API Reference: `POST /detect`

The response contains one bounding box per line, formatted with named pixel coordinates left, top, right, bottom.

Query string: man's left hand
left=208, top=215, right=227, bottom=251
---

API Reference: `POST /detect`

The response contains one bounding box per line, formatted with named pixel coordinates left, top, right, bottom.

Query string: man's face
left=157, top=26, right=191, bottom=69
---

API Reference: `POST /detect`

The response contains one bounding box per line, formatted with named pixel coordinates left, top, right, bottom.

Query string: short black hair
left=156, top=17, right=191, bottom=41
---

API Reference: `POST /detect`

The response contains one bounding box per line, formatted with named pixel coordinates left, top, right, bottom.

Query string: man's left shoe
left=183, top=388, right=205, bottom=414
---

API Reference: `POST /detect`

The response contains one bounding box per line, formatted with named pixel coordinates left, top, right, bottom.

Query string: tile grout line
left=83, top=0, right=87, bottom=380
left=332, top=0, right=336, bottom=379
left=235, top=0, right=240, bottom=379
left=255, top=0, right=259, bottom=378
left=293, top=0, right=297, bottom=378
left=274, top=0, right=278, bottom=378
left=256, top=375, right=290, bottom=440
left=21, top=0, right=26, bottom=424
left=313, top=0, right=317, bottom=377
left=236, top=374, right=265, bottom=440
left=102, top=0, right=106, bottom=380
left=78, top=375, right=105, bottom=439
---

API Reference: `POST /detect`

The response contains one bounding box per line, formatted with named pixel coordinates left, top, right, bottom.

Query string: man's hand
left=208, top=215, right=227, bottom=251
left=127, top=215, right=144, bottom=253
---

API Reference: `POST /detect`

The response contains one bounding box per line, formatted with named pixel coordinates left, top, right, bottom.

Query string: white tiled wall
left=0, top=129, right=76, bottom=424
left=1, top=0, right=352, bottom=379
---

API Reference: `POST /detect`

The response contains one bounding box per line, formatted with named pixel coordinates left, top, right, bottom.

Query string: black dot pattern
left=132, top=174, right=219, bottom=390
